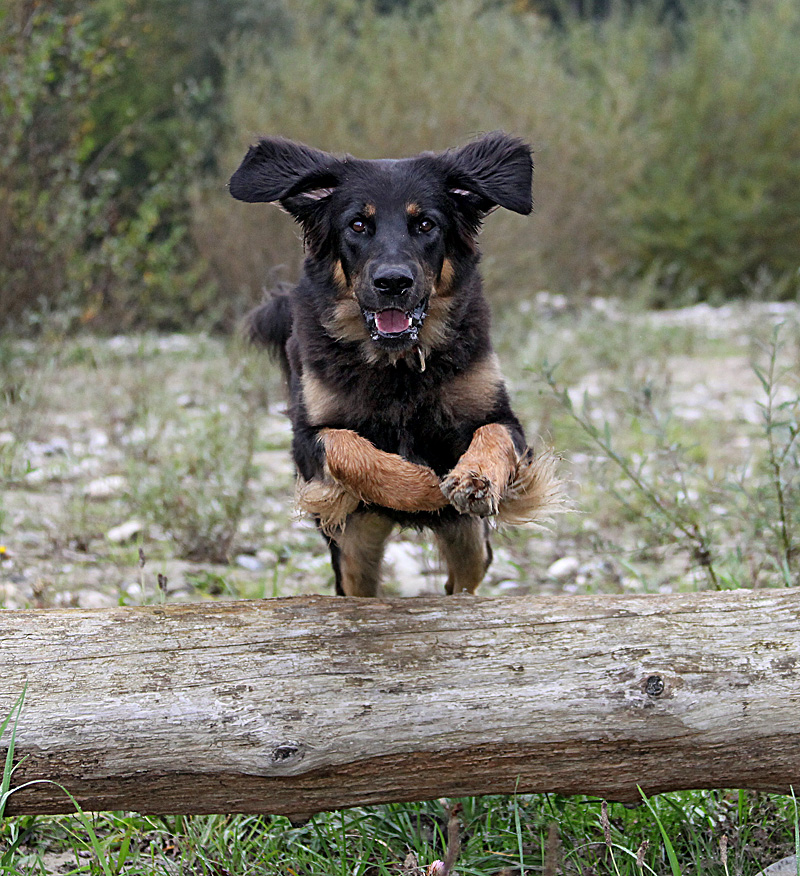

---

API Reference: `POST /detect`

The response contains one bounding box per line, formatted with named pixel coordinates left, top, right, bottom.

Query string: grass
left=0, top=788, right=797, bottom=874
left=1, top=298, right=800, bottom=871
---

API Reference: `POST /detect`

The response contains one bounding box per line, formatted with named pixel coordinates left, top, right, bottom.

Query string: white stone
left=235, top=554, right=264, bottom=572
left=77, top=590, right=116, bottom=610
left=383, top=541, right=428, bottom=597
left=85, top=475, right=127, bottom=499
left=88, top=429, right=109, bottom=450
left=0, top=582, right=19, bottom=601
left=758, top=856, right=798, bottom=876
left=106, top=520, right=144, bottom=544
left=546, top=556, right=580, bottom=581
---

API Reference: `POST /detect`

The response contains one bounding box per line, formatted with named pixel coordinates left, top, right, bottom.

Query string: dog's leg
left=330, top=511, right=394, bottom=597
left=441, top=423, right=517, bottom=517
left=321, top=428, right=448, bottom=512
left=435, top=516, right=493, bottom=594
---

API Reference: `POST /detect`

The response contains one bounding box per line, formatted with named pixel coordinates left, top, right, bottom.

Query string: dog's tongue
left=375, top=308, right=410, bottom=335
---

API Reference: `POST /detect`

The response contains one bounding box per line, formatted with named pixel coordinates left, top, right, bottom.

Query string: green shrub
left=201, top=0, right=800, bottom=313
left=5, top=0, right=799, bottom=329
left=0, top=1, right=219, bottom=331
left=618, top=0, right=800, bottom=303
left=197, top=0, right=645, bottom=311
left=0, top=3, right=106, bottom=324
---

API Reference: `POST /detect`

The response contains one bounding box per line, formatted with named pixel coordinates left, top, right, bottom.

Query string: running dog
left=229, top=132, right=558, bottom=596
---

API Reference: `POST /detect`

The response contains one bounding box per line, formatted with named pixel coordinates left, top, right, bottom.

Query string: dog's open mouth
left=363, top=300, right=427, bottom=344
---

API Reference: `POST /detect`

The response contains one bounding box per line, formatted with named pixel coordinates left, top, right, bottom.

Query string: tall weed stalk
left=543, top=362, right=722, bottom=589
left=752, top=325, right=800, bottom=585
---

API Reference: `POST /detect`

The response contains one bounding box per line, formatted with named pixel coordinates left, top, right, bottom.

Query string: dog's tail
left=246, top=293, right=293, bottom=382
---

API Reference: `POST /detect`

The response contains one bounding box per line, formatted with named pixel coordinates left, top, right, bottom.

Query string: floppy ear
left=229, top=137, right=343, bottom=233
left=443, top=131, right=533, bottom=217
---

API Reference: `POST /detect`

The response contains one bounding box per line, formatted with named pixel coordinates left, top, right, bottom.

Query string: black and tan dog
left=229, top=132, right=558, bottom=596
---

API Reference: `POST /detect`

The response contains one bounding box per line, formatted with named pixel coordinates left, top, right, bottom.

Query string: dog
left=229, top=132, right=558, bottom=596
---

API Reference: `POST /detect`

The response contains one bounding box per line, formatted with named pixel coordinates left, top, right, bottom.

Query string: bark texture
left=2, top=590, right=799, bottom=817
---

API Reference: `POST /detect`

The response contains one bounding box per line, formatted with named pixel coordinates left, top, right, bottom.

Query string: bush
left=0, top=2, right=107, bottom=324
left=618, top=0, right=800, bottom=303
left=5, top=0, right=799, bottom=329
left=200, top=0, right=800, bottom=313
left=0, top=1, right=219, bottom=331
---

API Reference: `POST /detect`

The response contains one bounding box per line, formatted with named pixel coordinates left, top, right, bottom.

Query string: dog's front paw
left=441, top=470, right=500, bottom=517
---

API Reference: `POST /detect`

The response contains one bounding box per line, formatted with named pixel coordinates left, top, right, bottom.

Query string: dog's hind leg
left=435, top=516, right=493, bottom=595
left=329, top=512, right=394, bottom=597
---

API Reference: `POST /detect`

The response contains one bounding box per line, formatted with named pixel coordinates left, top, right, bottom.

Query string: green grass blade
left=0, top=685, right=27, bottom=820
left=791, top=787, right=799, bottom=876
left=639, top=787, right=682, bottom=876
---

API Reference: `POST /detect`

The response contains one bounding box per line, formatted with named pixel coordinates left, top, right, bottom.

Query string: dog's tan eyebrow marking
left=406, top=202, right=420, bottom=216
left=363, top=203, right=376, bottom=217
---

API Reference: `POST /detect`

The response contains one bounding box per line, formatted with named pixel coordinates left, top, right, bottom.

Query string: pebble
left=235, top=554, right=264, bottom=572
left=0, top=582, right=19, bottom=602
left=256, top=548, right=280, bottom=566
left=383, top=541, right=428, bottom=596
left=546, top=556, right=580, bottom=581
left=27, top=437, right=70, bottom=457
left=88, top=429, right=109, bottom=451
left=758, top=856, right=798, bottom=876
left=24, top=467, right=51, bottom=485
left=85, top=475, right=127, bottom=499
left=77, top=590, right=116, bottom=610
left=106, top=519, right=144, bottom=543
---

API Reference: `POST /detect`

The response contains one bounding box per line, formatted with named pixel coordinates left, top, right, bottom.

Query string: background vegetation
left=2, top=0, right=799, bottom=334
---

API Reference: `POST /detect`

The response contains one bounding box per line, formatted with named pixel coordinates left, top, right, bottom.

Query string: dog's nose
left=373, top=267, right=414, bottom=296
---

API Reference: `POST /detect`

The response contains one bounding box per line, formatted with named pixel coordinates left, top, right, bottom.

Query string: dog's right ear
left=229, top=138, right=343, bottom=236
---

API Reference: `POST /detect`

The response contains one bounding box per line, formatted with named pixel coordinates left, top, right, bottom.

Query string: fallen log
left=2, top=590, right=800, bottom=817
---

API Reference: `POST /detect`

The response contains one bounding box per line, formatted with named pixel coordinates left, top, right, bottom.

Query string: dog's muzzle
left=358, top=264, right=428, bottom=347
left=363, top=299, right=428, bottom=344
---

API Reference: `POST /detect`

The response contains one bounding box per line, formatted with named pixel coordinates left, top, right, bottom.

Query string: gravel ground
left=2, top=298, right=798, bottom=609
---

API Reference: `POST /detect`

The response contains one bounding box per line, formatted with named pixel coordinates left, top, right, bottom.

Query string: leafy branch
left=541, top=362, right=721, bottom=589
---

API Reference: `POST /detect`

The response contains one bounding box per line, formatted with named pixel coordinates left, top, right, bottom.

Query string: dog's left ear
left=441, top=131, right=533, bottom=217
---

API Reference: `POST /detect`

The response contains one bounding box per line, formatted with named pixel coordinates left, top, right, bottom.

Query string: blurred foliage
left=202, top=0, right=800, bottom=315
left=2, top=0, right=799, bottom=332
left=0, top=0, right=287, bottom=332
left=1, top=1, right=108, bottom=326
left=619, top=0, right=800, bottom=303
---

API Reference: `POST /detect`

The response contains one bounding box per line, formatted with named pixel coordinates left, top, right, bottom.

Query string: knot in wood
left=645, top=675, right=665, bottom=697
left=271, top=743, right=304, bottom=765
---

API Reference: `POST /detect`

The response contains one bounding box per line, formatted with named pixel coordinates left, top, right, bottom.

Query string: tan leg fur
left=335, top=512, right=394, bottom=597
left=440, top=423, right=518, bottom=517
left=435, top=516, right=491, bottom=594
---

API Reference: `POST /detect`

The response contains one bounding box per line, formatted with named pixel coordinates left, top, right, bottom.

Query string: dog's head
left=229, top=133, right=532, bottom=357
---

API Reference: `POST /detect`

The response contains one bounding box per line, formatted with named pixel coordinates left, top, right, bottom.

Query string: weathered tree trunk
left=2, top=590, right=800, bottom=817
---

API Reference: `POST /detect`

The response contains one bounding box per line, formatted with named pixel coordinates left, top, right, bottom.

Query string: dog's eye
left=416, top=218, right=436, bottom=234
left=350, top=218, right=368, bottom=233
